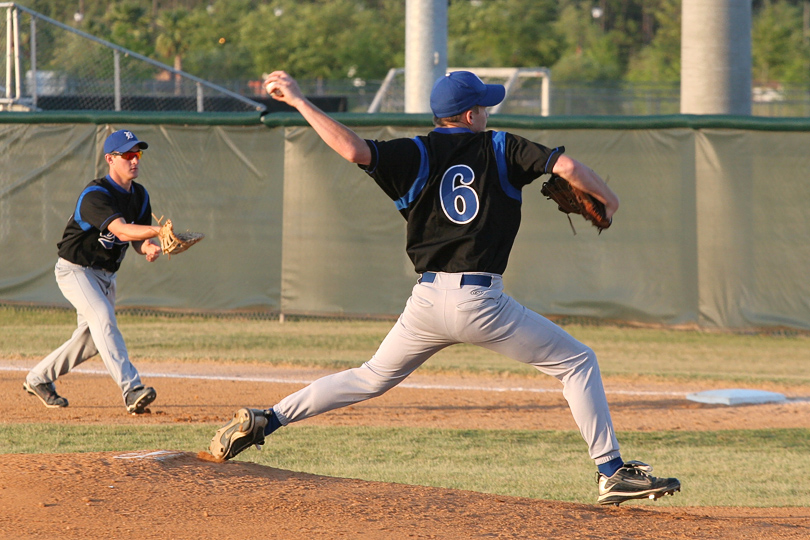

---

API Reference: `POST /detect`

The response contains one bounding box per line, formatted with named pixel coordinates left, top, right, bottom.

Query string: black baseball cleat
left=24, top=381, right=69, bottom=408
left=209, top=408, right=269, bottom=461
left=125, top=386, right=157, bottom=414
left=596, top=460, right=681, bottom=506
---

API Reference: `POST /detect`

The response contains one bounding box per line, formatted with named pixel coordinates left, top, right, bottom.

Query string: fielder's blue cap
left=103, top=129, right=149, bottom=154
left=430, top=71, right=505, bottom=118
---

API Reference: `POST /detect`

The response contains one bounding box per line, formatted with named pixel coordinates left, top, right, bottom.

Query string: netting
left=0, top=3, right=265, bottom=113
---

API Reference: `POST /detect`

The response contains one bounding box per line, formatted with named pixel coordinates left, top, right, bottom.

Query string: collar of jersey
left=105, top=174, right=133, bottom=194
left=433, top=127, right=474, bottom=134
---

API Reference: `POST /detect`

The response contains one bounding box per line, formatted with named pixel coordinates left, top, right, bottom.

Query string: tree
left=179, top=0, right=256, bottom=80
left=24, top=0, right=810, bottom=90
left=241, top=0, right=404, bottom=81
left=549, top=2, right=623, bottom=81
left=625, top=0, right=680, bottom=83
left=155, top=7, right=194, bottom=93
left=105, top=2, right=154, bottom=57
left=752, top=0, right=810, bottom=85
left=447, top=0, right=563, bottom=68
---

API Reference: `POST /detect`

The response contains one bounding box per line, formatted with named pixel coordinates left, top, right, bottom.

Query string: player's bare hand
left=262, top=71, right=303, bottom=104
left=143, top=240, right=161, bottom=262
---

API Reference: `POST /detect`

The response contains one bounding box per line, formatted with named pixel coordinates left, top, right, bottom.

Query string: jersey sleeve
left=504, top=133, right=565, bottom=188
left=77, top=188, right=121, bottom=232
left=358, top=138, right=423, bottom=202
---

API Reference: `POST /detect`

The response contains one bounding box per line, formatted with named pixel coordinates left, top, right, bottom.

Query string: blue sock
left=598, top=457, right=624, bottom=477
left=263, top=409, right=282, bottom=436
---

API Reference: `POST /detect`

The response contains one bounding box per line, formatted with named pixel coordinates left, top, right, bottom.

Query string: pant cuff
left=594, top=451, right=622, bottom=465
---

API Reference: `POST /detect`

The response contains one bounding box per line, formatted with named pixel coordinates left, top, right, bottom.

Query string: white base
left=686, top=389, right=787, bottom=406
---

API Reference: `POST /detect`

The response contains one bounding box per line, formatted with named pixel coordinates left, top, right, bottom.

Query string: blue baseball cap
left=430, top=71, right=506, bottom=118
left=103, top=129, right=149, bottom=154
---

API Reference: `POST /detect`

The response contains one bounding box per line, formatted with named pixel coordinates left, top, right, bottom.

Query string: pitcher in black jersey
left=210, top=71, right=680, bottom=505
left=24, top=130, right=162, bottom=415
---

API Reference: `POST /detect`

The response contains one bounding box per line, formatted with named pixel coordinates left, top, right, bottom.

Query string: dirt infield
left=2, top=359, right=810, bottom=539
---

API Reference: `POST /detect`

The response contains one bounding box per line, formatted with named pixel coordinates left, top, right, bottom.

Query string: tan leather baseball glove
left=153, top=214, right=205, bottom=258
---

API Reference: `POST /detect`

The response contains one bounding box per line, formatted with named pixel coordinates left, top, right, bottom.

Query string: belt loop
left=420, top=272, right=436, bottom=284
left=459, top=275, right=492, bottom=287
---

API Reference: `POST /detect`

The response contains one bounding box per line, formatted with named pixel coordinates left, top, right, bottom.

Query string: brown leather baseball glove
left=153, top=214, right=205, bottom=258
left=540, top=174, right=611, bottom=234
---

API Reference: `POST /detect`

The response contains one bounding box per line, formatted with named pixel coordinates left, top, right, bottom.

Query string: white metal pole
left=541, top=69, right=550, bottom=117
left=12, top=6, right=20, bottom=99
left=6, top=7, right=12, bottom=98
left=114, top=49, right=121, bottom=111
left=30, top=15, right=37, bottom=108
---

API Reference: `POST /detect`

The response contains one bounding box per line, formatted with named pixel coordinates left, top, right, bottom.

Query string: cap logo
left=124, top=131, right=134, bottom=140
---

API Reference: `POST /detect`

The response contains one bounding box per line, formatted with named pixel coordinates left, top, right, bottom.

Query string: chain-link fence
left=349, top=72, right=810, bottom=117
left=0, top=3, right=265, bottom=113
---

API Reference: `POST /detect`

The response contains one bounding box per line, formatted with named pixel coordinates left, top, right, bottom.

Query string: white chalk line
left=5, top=364, right=808, bottom=402
left=0, top=364, right=693, bottom=398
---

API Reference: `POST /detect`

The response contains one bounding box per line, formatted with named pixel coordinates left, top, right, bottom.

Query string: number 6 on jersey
left=440, top=165, right=479, bottom=225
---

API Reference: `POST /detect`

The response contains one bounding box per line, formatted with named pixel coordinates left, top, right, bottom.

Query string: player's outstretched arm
left=552, top=155, right=619, bottom=219
left=107, top=218, right=160, bottom=242
left=263, top=71, right=371, bottom=166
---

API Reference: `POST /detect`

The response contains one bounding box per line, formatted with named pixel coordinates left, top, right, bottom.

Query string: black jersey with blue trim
left=360, top=128, right=563, bottom=274
left=57, top=176, right=152, bottom=272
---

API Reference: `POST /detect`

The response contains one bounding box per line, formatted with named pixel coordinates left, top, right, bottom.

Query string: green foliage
left=155, top=7, right=194, bottom=68
left=240, top=0, right=404, bottom=81
left=448, top=0, right=563, bottom=68
left=753, top=0, right=810, bottom=85
left=625, top=0, right=681, bottom=83
left=105, top=2, right=154, bottom=57
left=179, top=0, right=256, bottom=79
left=16, top=0, right=810, bottom=86
left=46, top=30, right=115, bottom=77
left=548, top=3, right=623, bottom=82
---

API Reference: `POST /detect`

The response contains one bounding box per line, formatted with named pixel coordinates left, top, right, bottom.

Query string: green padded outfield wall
left=1, top=112, right=808, bottom=330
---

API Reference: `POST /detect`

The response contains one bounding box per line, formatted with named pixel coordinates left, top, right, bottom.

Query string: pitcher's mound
left=1, top=451, right=808, bottom=539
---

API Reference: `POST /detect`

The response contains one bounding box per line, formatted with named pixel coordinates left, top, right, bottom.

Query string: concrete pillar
left=405, top=0, right=447, bottom=113
left=682, top=1, right=754, bottom=326
left=681, top=0, right=752, bottom=115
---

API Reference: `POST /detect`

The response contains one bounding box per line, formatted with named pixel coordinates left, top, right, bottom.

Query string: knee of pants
left=554, top=345, right=599, bottom=380
left=572, top=345, right=597, bottom=367
left=356, top=363, right=405, bottom=398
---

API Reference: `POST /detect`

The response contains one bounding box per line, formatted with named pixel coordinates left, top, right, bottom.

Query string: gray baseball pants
left=26, top=258, right=143, bottom=400
left=273, top=272, right=621, bottom=464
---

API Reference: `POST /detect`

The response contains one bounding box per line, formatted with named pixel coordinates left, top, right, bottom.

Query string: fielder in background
left=24, top=129, right=161, bottom=415
left=211, top=71, right=681, bottom=505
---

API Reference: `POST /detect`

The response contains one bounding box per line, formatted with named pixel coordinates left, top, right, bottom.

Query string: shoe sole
left=209, top=408, right=265, bottom=461
left=126, top=387, right=157, bottom=414
left=598, top=479, right=681, bottom=506
left=23, top=382, right=68, bottom=409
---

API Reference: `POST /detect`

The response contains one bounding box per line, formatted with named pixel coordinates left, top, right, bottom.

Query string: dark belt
left=420, top=272, right=492, bottom=287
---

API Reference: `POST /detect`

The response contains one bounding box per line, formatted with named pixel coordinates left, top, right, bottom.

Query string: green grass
left=1, top=305, right=808, bottom=385
left=1, top=423, right=807, bottom=507
left=3, top=305, right=809, bottom=508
